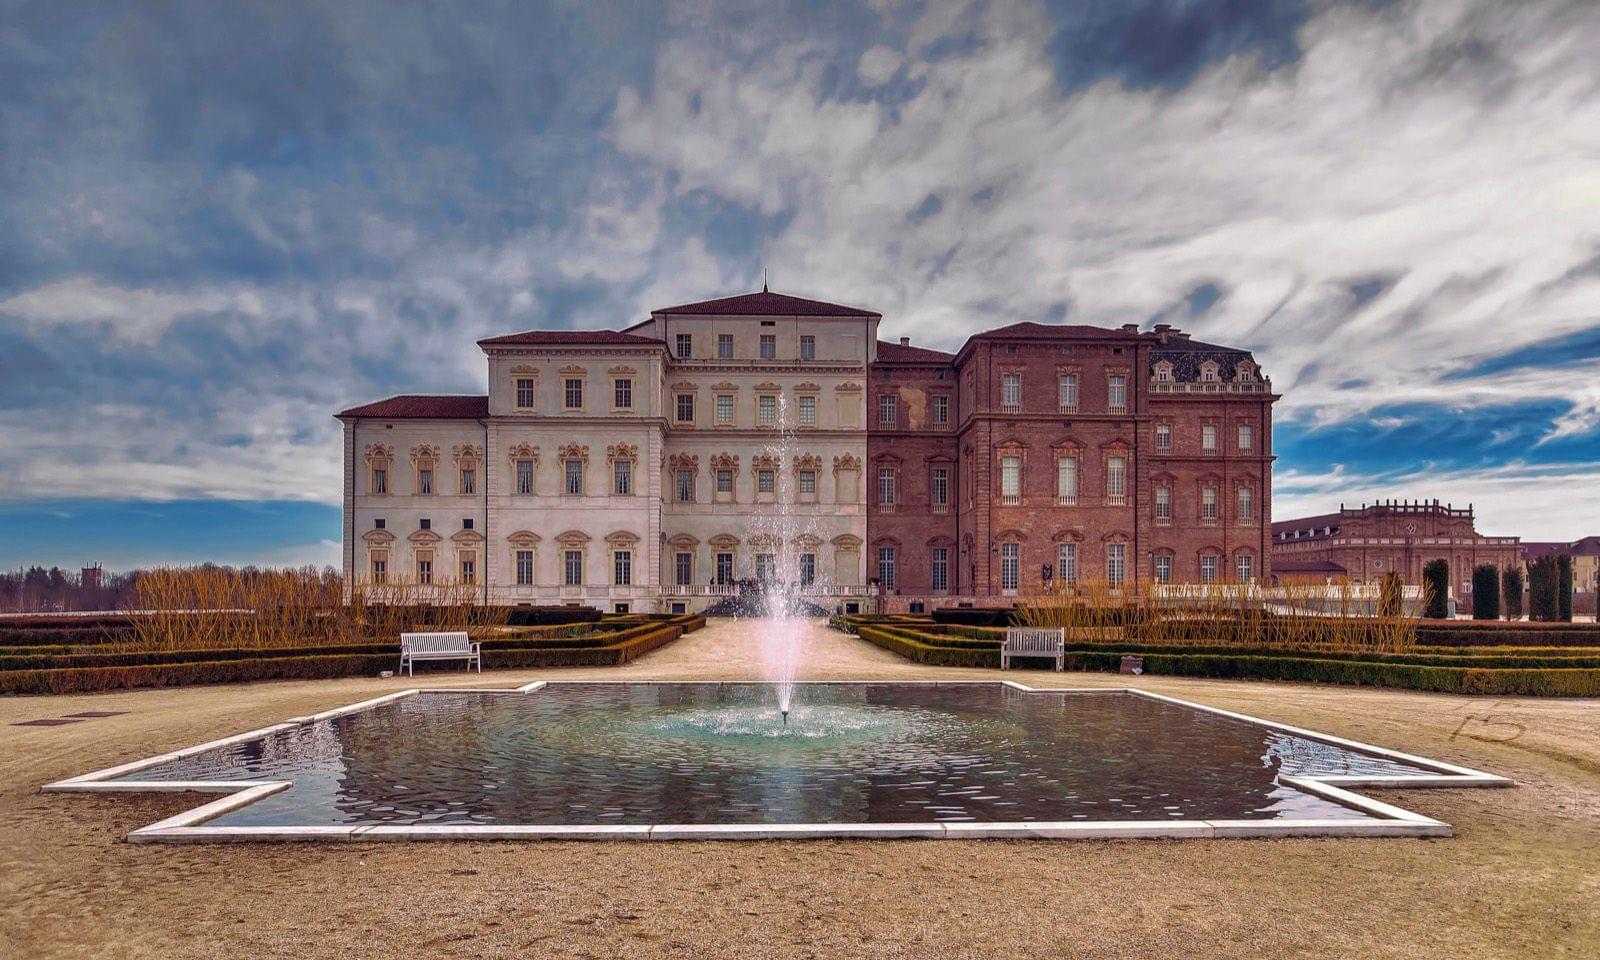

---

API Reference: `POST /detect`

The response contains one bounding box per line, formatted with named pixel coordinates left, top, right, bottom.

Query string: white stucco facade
left=338, top=291, right=880, bottom=613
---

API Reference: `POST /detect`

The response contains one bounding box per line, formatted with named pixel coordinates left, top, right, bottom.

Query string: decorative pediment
left=833, top=453, right=861, bottom=472
left=510, top=363, right=539, bottom=375
left=558, top=443, right=589, bottom=463
left=748, top=533, right=780, bottom=547
left=710, top=452, right=740, bottom=472
left=361, top=528, right=396, bottom=544
left=407, top=528, right=443, bottom=544
left=668, top=452, right=699, bottom=471
left=994, top=529, right=1029, bottom=543
left=604, top=530, right=640, bottom=545
left=671, top=380, right=699, bottom=392
left=363, top=443, right=395, bottom=465
left=607, top=443, right=638, bottom=462
left=709, top=533, right=741, bottom=549
left=506, top=530, right=542, bottom=546
left=871, top=452, right=903, bottom=466
left=836, top=381, right=863, bottom=393
left=926, top=535, right=955, bottom=548
left=753, top=381, right=780, bottom=392
left=830, top=533, right=862, bottom=547
left=507, top=441, right=540, bottom=464
left=1197, top=470, right=1224, bottom=482
left=608, top=364, right=637, bottom=375
left=555, top=530, right=591, bottom=545
left=751, top=453, right=779, bottom=471
left=1151, top=470, right=1178, bottom=482
left=794, top=382, right=820, bottom=392
left=559, top=365, right=588, bottom=376
left=450, top=528, right=485, bottom=544
left=1051, top=529, right=1085, bottom=543
left=711, top=381, right=738, bottom=391
left=793, top=453, right=822, bottom=472
left=1100, top=438, right=1131, bottom=451
left=995, top=437, right=1028, bottom=452
left=667, top=533, right=700, bottom=547
left=1102, top=530, right=1132, bottom=543
left=924, top=453, right=955, bottom=464
left=791, top=534, right=822, bottom=548
left=1051, top=436, right=1085, bottom=451
left=452, top=443, right=482, bottom=464
left=870, top=535, right=902, bottom=548
left=410, top=443, right=440, bottom=464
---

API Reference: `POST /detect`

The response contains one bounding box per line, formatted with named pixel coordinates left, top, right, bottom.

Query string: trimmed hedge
left=930, top=607, right=1015, bottom=627
left=0, top=615, right=704, bottom=695
left=1472, top=564, right=1500, bottom=620
left=506, top=605, right=603, bottom=626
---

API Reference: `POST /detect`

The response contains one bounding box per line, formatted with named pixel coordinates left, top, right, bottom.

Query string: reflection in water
left=124, top=683, right=1431, bottom=827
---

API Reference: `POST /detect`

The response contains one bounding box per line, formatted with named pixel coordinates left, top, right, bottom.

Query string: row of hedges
left=0, top=615, right=704, bottom=695
left=848, top=622, right=1600, bottom=697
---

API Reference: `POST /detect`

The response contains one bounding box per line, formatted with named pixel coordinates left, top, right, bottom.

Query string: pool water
left=122, top=683, right=1432, bottom=827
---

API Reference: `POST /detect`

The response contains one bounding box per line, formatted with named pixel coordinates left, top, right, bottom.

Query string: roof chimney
left=1120, top=323, right=1140, bottom=334
left=899, top=336, right=910, bottom=347
left=1152, top=323, right=1173, bottom=343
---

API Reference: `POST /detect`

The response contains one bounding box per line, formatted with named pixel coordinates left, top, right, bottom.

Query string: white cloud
left=0, top=276, right=262, bottom=345
left=857, top=45, right=903, bottom=85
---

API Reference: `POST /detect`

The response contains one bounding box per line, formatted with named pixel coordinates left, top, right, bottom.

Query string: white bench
left=398, top=631, right=481, bottom=675
left=1002, top=627, right=1065, bottom=671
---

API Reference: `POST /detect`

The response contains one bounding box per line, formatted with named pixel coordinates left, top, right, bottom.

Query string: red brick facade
left=868, top=322, right=1277, bottom=603
left=1271, top=501, right=1522, bottom=597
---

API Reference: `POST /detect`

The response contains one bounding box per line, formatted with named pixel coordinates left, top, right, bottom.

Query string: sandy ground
left=2, top=618, right=1598, bottom=960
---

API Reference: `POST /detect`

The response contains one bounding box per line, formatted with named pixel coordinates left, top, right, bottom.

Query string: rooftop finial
left=763, top=267, right=769, bottom=293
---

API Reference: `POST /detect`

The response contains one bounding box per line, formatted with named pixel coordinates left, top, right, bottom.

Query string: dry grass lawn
left=2, top=618, right=1597, bottom=959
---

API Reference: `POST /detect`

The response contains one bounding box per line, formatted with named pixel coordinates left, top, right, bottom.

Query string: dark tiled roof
left=653, top=289, right=880, bottom=317
left=1151, top=337, right=1254, bottom=381
left=336, top=395, right=489, bottom=419
left=1272, top=560, right=1349, bottom=574
left=1571, top=536, right=1600, bottom=556
left=478, top=329, right=661, bottom=347
left=973, top=322, right=1134, bottom=340
left=1272, top=513, right=1342, bottom=539
left=875, top=340, right=955, bottom=363
left=1523, top=541, right=1572, bottom=561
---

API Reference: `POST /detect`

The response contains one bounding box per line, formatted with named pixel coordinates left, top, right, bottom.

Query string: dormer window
left=1236, top=362, right=1255, bottom=382
left=1200, top=361, right=1220, bottom=383
left=1153, top=361, right=1173, bottom=382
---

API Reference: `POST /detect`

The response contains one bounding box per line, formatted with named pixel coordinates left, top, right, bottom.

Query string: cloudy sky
left=2, top=0, right=1598, bottom=570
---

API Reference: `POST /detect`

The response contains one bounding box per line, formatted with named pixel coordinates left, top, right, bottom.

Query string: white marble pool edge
left=42, top=679, right=1512, bottom=843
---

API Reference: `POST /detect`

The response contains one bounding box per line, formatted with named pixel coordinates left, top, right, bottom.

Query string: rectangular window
left=1049, top=542, right=1074, bottom=586
left=371, top=554, right=387, bottom=583
left=1201, top=555, right=1218, bottom=584
left=462, top=518, right=473, bottom=530
left=1107, top=543, right=1126, bottom=586
left=613, top=459, right=632, bottom=496
left=418, top=468, right=433, bottom=495
left=1106, top=456, right=1126, bottom=505
left=1237, top=554, right=1254, bottom=583
left=1000, top=542, right=1020, bottom=592
left=675, top=469, right=694, bottom=502
left=1154, top=555, right=1171, bottom=584
left=1058, top=374, right=1078, bottom=412
left=674, top=552, right=692, bottom=586
left=715, top=553, right=733, bottom=585
left=1057, top=458, right=1077, bottom=505
left=372, top=468, right=387, bottom=495
left=564, top=378, right=583, bottom=409
left=931, top=394, right=949, bottom=425
left=515, top=377, right=536, bottom=409
left=1155, top=424, right=1171, bottom=450
left=877, top=467, right=896, bottom=507
left=614, top=550, right=632, bottom=586
left=798, top=394, right=816, bottom=425
left=799, top=553, right=816, bottom=586
left=715, top=393, right=734, bottom=425
left=757, top=469, right=775, bottom=494
left=515, top=550, right=534, bottom=586
left=1001, top=373, right=1021, bottom=411
left=759, top=394, right=777, bottom=425
left=1202, top=424, right=1217, bottom=450
left=417, top=555, right=433, bottom=585
left=374, top=518, right=385, bottom=529
left=717, top=333, right=733, bottom=359
left=675, top=333, right=692, bottom=358
left=716, top=469, right=733, bottom=494
left=459, top=467, right=476, bottom=495
left=755, top=553, right=776, bottom=582
left=1238, top=423, right=1253, bottom=450
left=1237, top=486, right=1254, bottom=520
left=676, top=393, right=695, bottom=423
left=564, top=459, right=583, bottom=496
left=877, top=547, right=896, bottom=589
left=931, top=547, right=949, bottom=592
left=419, top=518, right=431, bottom=530
left=760, top=334, right=776, bottom=359
left=1107, top=375, right=1126, bottom=412
left=614, top=378, right=632, bottom=409
left=516, top=459, right=534, bottom=495
left=1155, top=485, right=1171, bottom=521
left=1202, top=486, right=1218, bottom=520
left=460, top=555, right=475, bottom=585
left=931, top=467, right=949, bottom=512
left=877, top=394, right=897, bottom=428
left=564, top=550, right=583, bottom=586
left=800, top=335, right=815, bottom=360
left=1000, top=455, right=1021, bottom=505
left=798, top=470, right=816, bottom=495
